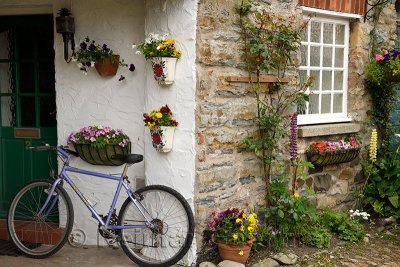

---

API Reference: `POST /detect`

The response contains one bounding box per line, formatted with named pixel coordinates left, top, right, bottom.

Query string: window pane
left=322, top=70, right=332, bottom=91
left=309, top=94, right=319, bottom=114
left=17, top=29, right=34, bottom=59
left=323, top=47, right=332, bottom=67
left=335, top=48, right=344, bottom=67
left=39, top=62, right=55, bottom=93
left=333, top=94, right=343, bottom=113
left=300, top=45, right=308, bottom=66
left=323, top=23, right=333, bottom=44
left=37, top=27, right=54, bottom=59
left=40, top=96, right=56, bottom=127
left=21, top=96, right=36, bottom=127
left=301, top=26, right=308, bottom=42
left=310, top=70, right=320, bottom=91
left=19, top=63, right=35, bottom=93
left=311, top=21, right=321, bottom=43
left=310, top=46, right=320, bottom=66
left=1, top=96, right=16, bottom=127
left=321, top=94, right=331, bottom=114
left=0, top=62, right=15, bottom=94
left=334, top=71, right=344, bottom=90
left=335, top=24, right=345, bottom=45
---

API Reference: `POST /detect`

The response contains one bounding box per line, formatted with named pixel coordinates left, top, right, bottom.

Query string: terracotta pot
left=150, top=57, right=177, bottom=85
left=95, top=55, right=120, bottom=77
left=149, top=126, right=175, bottom=152
left=217, top=238, right=255, bottom=264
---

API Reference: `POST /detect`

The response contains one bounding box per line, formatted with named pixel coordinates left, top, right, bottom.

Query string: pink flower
left=383, top=49, right=388, bottom=55
left=85, top=136, right=90, bottom=140
left=90, top=137, right=96, bottom=142
left=106, top=135, right=111, bottom=139
left=376, top=54, right=385, bottom=61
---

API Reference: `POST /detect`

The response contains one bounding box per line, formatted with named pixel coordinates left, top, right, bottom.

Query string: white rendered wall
left=54, top=0, right=146, bottom=246
left=144, top=0, right=198, bottom=263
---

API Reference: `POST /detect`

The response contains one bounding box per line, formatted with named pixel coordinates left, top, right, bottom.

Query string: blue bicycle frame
left=36, top=146, right=154, bottom=230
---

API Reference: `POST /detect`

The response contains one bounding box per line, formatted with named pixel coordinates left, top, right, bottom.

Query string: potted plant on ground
left=143, top=105, right=178, bottom=152
left=306, top=136, right=362, bottom=166
left=67, top=126, right=131, bottom=166
left=133, top=33, right=182, bottom=85
left=73, top=36, right=135, bottom=79
left=206, top=208, right=258, bottom=264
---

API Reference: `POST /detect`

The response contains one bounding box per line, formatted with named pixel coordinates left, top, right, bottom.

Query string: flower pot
left=95, top=55, right=120, bottom=77
left=149, top=126, right=175, bottom=152
left=73, top=143, right=131, bottom=166
left=217, top=238, right=255, bottom=264
left=306, top=147, right=360, bottom=167
left=150, top=57, right=177, bottom=85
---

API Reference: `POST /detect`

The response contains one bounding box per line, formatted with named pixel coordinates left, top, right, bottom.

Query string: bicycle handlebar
left=30, top=144, right=79, bottom=157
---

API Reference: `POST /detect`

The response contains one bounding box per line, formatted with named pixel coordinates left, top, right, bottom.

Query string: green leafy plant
left=236, top=0, right=313, bottom=200
left=300, top=225, right=331, bottom=248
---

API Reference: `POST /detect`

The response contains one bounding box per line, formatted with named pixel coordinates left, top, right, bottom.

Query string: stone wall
left=194, top=0, right=397, bottom=256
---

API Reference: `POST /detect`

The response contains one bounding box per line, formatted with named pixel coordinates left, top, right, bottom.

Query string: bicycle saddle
left=111, top=154, right=143, bottom=164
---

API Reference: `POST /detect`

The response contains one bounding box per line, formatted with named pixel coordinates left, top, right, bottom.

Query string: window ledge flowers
left=206, top=208, right=258, bottom=264
left=143, top=105, right=178, bottom=152
left=306, top=136, right=362, bottom=166
left=67, top=126, right=131, bottom=166
left=73, top=36, right=135, bottom=80
left=133, top=33, right=181, bottom=85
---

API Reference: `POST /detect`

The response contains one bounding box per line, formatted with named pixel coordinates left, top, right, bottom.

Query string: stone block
left=306, top=177, right=313, bottom=187
left=196, top=196, right=216, bottom=207
left=325, top=164, right=337, bottom=171
left=314, top=174, right=332, bottom=193
left=329, top=180, right=348, bottom=196
left=339, top=167, right=353, bottom=180
left=252, top=258, right=280, bottom=267
left=298, top=123, right=360, bottom=137
left=317, top=196, right=337, bottom=208
left=217, top=260, right=245, bottom=267
left=354, top=170, right=365, bottom=184
left=200, top=262, right=217, bottom=267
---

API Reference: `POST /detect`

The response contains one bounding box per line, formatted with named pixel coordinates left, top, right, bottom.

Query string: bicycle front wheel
left=7, top=179, right=74, bottom=258
left=118, top=185, right=194, bottom=267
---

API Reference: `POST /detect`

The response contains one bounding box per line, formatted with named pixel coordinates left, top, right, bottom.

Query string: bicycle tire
left=118, top=185, right=194, bottom=267
left=7, top=179, right=74, bottom=258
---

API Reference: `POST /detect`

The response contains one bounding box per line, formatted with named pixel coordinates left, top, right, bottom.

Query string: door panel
left=0, top=15, right=57, bottom=219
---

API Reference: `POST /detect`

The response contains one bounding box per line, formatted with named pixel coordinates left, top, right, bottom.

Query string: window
left=298, top=15, right=351, bottom=125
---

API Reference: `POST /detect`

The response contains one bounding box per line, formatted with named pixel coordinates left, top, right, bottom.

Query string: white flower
left=149, top=32, right=154, bottom=37
left=77, top=63, right=83, bottom=68
left=145, top=38, right=151, bottom=44
left=161, top=34, right=167, bottom=41
left=153, top=34, right=160, bottom=41
left=132, top=44, right=136, bottom=49
left=157, top=45, right=161, bottom=50
left=135, top=51, right=142, bottom=55
left=71, top=57, right=77, bottom=62
left=83, top=71, right=88, bottom=76
left=350, top=210, right=353, bottom=213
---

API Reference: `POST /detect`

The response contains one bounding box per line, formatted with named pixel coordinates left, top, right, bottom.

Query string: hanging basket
left=217, top=238, right=255, bottom=264
left=306, top=147, right=360, bottom=167
left=95, top=55, right=120, bottom=77
left=73, top=143, right=131, bottom=166
left=149, top=126, right=175, bottom=152
left=150, top=57, right=177, bottom=85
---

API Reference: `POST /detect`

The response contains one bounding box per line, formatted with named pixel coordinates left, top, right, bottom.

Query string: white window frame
left=298, top=10, right=353, bottom=125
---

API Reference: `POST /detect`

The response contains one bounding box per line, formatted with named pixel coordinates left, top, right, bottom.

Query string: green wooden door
left=0, top=15, right=57, bottom=219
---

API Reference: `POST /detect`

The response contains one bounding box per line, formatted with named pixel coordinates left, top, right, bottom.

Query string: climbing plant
left=236, top=0, right=313, bottom=203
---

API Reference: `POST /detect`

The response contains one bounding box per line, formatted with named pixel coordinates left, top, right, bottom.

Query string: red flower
left=152, top=132, right=161, bottom=145
left=153, top=64, right=163, bottom=78
left=316, top=142, right=326, bottom=148
left=319, top=148, right=324, bottom=152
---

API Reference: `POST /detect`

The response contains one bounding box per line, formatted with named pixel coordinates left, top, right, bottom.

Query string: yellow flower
left=155, top=112, right=163, bottom=119
left=248, top=226, right=254, bottom=232
left=252, top=213, right=257, bottom=219
left=232, top=234, right=238, bottom=240
left=240, top=225, right=244, bottom=232
left=150, top=110, right=156, bottom=117
left=238, top=250, right=243, bottom=256
left=370, top=129, right=377, bottom=162
left=294, top=192, right=299, bottom=198
left=147, top=122, right=152, bottom=127
left=242, top=213, right=247, bottom=220
left=236, top=218, right=242, bottom=224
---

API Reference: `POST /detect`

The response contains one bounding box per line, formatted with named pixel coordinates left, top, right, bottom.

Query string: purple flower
left=86, top=62, right=91, bottom=67
left=289, top=112, right=298, bottom=162
left=80, top=67, right=87, bottom=72
left=85, top=36, right=90, bottom=42
left=102, top=44, right=109, bottom=51
left=272, top=231, right=275, bottom=236
left=129, top=64, right=136, bottom=72
left=228, top=231, right=232, bottom=235
left=88, top=43, right=96, bottom=51
left=80, top=42, right=87, bottom=50
left=118, top=75, right=125, bottom=81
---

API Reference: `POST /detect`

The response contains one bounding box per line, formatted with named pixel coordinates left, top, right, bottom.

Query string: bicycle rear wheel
left=7, top=179, right=74, bottom=258
left=118, top=185, right=194, bottom=267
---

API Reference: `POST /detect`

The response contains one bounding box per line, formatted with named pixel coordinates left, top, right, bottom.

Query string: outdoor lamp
left=56, top=8, right=75, bottom=62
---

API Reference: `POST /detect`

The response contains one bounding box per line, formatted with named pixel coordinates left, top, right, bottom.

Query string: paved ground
left=0, top=245, right=140, bottom=267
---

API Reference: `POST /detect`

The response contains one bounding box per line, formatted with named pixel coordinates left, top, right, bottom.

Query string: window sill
left=298, top=123, right=360, bottom=138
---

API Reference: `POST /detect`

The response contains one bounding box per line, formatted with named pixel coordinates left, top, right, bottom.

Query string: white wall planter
left=149, top=126, right=175, bottom=152
left=150, top=57, right=177, bottom=85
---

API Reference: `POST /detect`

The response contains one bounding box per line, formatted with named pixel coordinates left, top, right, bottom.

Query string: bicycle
left=7, top=144, right=194, bottom=267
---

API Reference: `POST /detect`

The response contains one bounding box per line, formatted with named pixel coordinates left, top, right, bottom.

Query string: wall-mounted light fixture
left=56, top=8, right=75, bottom=62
